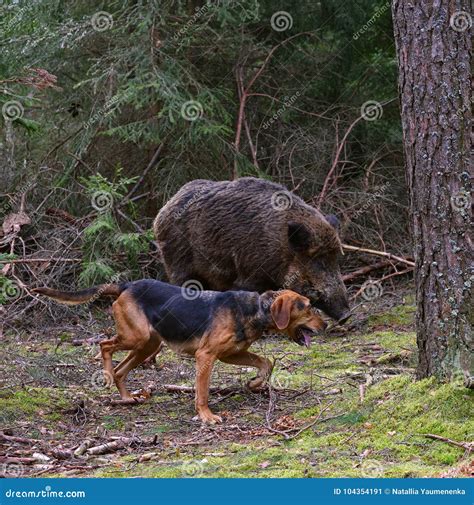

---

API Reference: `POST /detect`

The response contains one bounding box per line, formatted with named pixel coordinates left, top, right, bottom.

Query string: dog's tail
left=32, top=284, right=124, bottom=305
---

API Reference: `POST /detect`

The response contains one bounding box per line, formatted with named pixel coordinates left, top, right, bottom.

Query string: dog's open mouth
left=295, top=326, right=315, bottom=348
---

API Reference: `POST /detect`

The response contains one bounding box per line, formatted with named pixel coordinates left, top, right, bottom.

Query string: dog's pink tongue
left=303, top=330, right=312, bottom=348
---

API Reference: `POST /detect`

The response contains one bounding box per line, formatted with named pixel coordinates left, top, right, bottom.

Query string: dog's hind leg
left=113, top=350, right=135, bottom=374
left=100, top=337, right=128, bottom=387
left=114, top=340, right=162, bottom=375
left=140, top=341, right=164, bottom=368
left=103, top=294, right=153, bottom=401
left=113, top=339, right=159, bottom=403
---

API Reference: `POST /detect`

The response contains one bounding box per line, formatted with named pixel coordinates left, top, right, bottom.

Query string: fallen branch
left=0, top=258, right=81, bottom=264
left=422, top=434, right=473, bottom=452
left=0, top=456, right=37, bottom=465
left=72, top=336, right=104, bottom=346
left=87, top=437, right=142, bottom=456
left=342, top=260, right=395, bottom=282
left=73, top=439, right=93, bottom=457
left=0, top=432, right=40, bottom=445
left=378, top=268, right=414, bottom=282
left=342, top=244, right=415, bottom=267
left=162, top=384, right=240, bottom=395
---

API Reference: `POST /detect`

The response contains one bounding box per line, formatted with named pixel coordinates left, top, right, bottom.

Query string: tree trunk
left=392, top=0, right=473, bottom=387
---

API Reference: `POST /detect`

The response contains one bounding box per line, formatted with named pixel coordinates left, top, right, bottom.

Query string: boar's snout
left=307, top=289, right=351, bottom=325
left=315, top=297, right=351, bottom=324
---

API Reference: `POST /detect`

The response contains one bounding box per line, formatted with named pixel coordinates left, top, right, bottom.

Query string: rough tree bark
left=392, top=0, right=473, bottom=386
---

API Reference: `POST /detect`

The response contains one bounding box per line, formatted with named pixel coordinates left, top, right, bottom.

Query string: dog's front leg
left=220, top=351, right=273, bottom=391
left=195, top=350, right=222, bottom=424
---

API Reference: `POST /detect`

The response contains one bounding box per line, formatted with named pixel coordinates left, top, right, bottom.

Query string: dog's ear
left=270, top=294, right=293, bottom=330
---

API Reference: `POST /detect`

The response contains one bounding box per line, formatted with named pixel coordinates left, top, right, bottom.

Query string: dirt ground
left=1, top=288, right=473, bottom=478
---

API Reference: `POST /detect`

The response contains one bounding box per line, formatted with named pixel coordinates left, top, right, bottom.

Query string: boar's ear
left=288, top=222, right=312, bottom=252
left=325, top=214, right=340, bottom=231
left=270, top=295, right=292, bottom=330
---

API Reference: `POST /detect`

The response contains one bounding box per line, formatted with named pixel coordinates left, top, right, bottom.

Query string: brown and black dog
left=33, top=279, right=326, bottom=424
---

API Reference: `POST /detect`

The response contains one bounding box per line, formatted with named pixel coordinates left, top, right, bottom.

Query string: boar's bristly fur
left=154, top=177, right=350, bottom=322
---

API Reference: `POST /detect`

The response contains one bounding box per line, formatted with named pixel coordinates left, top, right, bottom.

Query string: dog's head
left=263, top=290, right=327, bottom=347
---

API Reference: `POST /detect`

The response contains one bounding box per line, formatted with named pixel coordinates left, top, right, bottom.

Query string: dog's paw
left=247, top=376, right=266, bottom=391
left=196, top=411, right=223, bottom=425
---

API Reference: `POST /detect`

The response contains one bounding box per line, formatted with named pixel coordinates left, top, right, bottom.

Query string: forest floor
left=1, top=290, right=473, bottom=478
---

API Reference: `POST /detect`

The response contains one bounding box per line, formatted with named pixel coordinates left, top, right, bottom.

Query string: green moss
left=0, top=388, right=71, bottom=425
left=101, top=415, right=126, bottom=430
left=93, top=373, right=472, bottom=478
left=368, top=303, right=416, bottom=328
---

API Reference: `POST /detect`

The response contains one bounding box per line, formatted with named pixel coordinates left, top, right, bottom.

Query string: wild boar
left=153, top=177, right=350, bottom=322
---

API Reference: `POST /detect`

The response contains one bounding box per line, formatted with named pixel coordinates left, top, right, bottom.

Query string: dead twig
left=318, top=115, right=367, bottom=207
left=422, top=434, right=473, bottom=452
left=342, top=260, right=395, bottom=282
left=285, top=403, right=336, bottom=440
left=162, top=384, right=240, bottom=395
left=342, top=244, right=415, bottom=267
left=87, top=437, right=143, bottom=456
left=74, top=439, right=93, bottom=457
left=0, top=258, right=81, bottom=264
left=123, top=145, right=163, bottom=203
left=0, top=456, right=37, bottom=465
left=0, top=432, right=40, bottom=445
